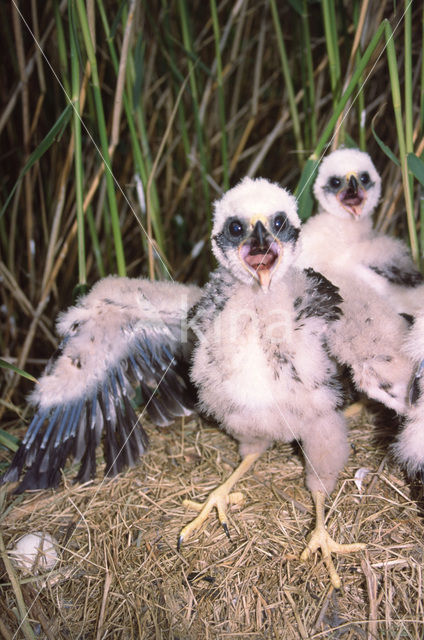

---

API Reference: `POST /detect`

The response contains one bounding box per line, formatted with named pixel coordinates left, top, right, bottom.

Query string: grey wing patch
left=295, top=268, right=343, bottom=323
left=369, top=263, right=423, bottom=287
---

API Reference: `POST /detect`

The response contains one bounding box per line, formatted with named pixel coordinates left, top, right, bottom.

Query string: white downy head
left=211, top=177, right=301, bottom=291
left=313, top=148, right=382, bottom=220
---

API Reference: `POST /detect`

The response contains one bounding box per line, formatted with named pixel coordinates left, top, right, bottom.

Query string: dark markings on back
left=400, top=312, right=415, bottom=326
left=295, top=268, right=343, bottom=323
left=369, top=264, right=423, bottom=287
left=188, top=269, right=232, bottom=334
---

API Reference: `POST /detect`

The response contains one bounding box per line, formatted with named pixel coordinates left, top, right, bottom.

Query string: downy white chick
left=296, top=149, right=416, bottom=413
left=305, top=147, right=423, bottom=318
left=178, top=176, right=365, bottom=588
left=298, top=148, right=424, bottom=484
left=2, top=278, right=200, bottom=491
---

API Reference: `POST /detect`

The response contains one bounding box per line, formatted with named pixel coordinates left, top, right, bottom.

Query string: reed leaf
left=0, top=358, right=37, bottom=384
left=75, top=0, right=126, bottom=276
left=0, top=429, right=19, bottom=453
left=69, top=1, right=86, bottom=285
left=384, top=19, right=419, bottom=264
left=407, top=153, right=424, bottom=187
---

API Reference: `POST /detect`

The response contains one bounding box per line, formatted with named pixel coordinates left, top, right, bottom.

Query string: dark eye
left=360, top=172, right=370, bottom=185
left=228, top=219, right=243, bottom=237
left=273, top=213, right=286, bottom=232
left=328, top=176, right=341, bottom=190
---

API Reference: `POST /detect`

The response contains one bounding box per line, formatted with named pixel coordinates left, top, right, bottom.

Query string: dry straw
left=1, top=411, right=424, bottom=638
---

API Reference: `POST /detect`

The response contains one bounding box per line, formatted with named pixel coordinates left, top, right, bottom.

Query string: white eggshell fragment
left=9, top=532, right=59, bottom=574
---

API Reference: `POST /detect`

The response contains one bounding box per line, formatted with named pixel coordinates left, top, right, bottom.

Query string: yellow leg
left=178, top=452, right=261, bottom=550
left=300, top=490, right=366, bottom=589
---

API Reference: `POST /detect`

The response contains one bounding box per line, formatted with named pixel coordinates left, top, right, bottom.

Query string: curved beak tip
left=258, top=269, right=271, bottom=291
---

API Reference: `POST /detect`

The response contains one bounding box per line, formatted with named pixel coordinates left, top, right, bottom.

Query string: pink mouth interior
left=244, top=250, right=276, bottom=271
left=240, top=241, right=280, bottom=288
left=338, top=190, right=365, bottom=217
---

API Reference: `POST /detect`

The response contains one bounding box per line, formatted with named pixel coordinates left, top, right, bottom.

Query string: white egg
left=8, top=532, right=59, bottom=574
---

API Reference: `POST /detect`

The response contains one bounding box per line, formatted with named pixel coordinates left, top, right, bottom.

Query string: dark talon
left=177, top=534, right=183, bottom=551
left=222, top=522, right=231, bottom=541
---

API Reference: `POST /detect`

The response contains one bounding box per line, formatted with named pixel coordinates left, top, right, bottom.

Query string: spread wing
left=2, top=276, right=201, bottom=492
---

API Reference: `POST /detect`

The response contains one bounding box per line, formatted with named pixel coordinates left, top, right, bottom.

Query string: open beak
left=239, top=220, right=282, bottom=291
left=337, top=174, right=366, bottom=218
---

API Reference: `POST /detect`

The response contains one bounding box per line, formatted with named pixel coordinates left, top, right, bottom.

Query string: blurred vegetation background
left=1, top=0, right=424, bottom=431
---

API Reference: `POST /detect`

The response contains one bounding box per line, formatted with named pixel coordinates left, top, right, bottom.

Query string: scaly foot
left=177, top=452, right=261, bottom=550
left=301, top=490, right=366, bottom=589
left=300, top=525, right=366, bottom=589
left=177, top=488, right=244, bottom=549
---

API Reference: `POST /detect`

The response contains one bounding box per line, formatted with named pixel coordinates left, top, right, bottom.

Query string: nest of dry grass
left=1, top=406, right=424, bottom=640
